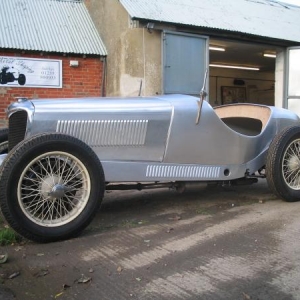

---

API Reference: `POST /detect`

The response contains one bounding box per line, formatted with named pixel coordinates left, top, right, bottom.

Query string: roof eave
left=133, top=16, right=300, bottom=47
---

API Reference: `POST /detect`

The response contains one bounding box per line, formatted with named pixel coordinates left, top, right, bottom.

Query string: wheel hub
left=49, top=184, right=67, bottom=199
left=40, top=175, right=64, bottom=199
left=287, top=156, right=300, bottom=172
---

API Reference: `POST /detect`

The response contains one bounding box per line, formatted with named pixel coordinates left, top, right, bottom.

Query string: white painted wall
left=275, top=49, right=286, bottom=108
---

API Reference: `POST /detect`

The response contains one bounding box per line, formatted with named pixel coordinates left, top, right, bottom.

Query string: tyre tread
left=0, top=133, right=105, bottom=242
left=266, top=126, right=300, bottom=202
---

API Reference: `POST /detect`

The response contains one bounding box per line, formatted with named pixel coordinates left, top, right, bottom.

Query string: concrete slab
left=1, top=180, right=300, bottom=299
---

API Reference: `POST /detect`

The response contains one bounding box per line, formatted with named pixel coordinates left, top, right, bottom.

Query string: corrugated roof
left=0, top=0, right=107, bottom=55
left=120, top=0, right=300, bottom=43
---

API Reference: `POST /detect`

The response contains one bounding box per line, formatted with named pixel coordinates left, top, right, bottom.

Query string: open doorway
left=208, top=39, right=280, bottom=107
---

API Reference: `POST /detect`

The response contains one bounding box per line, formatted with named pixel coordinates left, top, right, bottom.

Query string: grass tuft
left=0, top=228, right=20, bottom=246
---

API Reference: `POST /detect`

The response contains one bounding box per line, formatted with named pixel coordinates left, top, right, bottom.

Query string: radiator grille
left=8, top=111, right=27, bottom=151
left=56, top=119, right=148, bottom=147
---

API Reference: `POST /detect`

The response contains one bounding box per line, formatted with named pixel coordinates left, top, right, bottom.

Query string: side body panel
left=29, top=97, right=173, bottom=162
left=7, top=95, right=300, bottom=182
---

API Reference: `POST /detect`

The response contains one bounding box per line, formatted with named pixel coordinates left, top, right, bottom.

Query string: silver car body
left=6, top=94, right=300, bottom=182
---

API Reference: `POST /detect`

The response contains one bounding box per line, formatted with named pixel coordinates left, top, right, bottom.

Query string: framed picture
left=221, top=86, right=247, bottom=104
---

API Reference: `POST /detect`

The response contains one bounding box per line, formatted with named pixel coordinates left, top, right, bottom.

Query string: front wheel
left=266, top=125, right=300, bottom=202
left=0, top=133, right=105, bottom=242
left=0, top=74, right=7, bottom=85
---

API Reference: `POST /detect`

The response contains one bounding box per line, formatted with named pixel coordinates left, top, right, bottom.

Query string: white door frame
left=285, top=46, right=300, bottom=115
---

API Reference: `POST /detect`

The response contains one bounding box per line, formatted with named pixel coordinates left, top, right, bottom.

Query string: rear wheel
left=0, top=133, right=105, bottom=242
left=266, top=125, right=300, bottom=202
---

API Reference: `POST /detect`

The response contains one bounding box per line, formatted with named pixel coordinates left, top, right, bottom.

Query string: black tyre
left=18, top=74, right=26, bottom=85
left=0, top=133, right=105, bottom=242
left=266, top=125, right=300, bottom=202
left=0, top=128, right=8, bottom=154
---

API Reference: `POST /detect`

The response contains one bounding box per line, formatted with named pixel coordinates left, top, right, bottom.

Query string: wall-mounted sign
left=0, top=56, right=62, bottom=88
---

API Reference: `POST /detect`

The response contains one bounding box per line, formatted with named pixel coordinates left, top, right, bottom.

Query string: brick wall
left=0, top=51, right=104, bottom=125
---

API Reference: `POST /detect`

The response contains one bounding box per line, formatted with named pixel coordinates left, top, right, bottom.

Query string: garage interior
left=208, top=39, right=279, bottom=107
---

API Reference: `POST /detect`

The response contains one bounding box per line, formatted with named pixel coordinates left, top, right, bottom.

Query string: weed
left=195, top=208, right=210, bottom=215
left=0, top=228, right=20, bottom=246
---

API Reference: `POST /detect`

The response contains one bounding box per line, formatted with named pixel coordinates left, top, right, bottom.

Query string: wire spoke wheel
left=0, top=133, right=104, bottom=242
left=18, top=152, right=91, bottom=227
left=266, top=126, right=300, bottom=202
left=282, top=139, right=300, bottom=190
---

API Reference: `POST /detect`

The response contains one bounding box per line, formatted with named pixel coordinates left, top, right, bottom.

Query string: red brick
left=0, top=51, right=104, bottom=121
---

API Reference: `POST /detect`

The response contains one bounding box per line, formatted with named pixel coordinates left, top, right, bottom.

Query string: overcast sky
left=280, top=0, right=300, bottom=6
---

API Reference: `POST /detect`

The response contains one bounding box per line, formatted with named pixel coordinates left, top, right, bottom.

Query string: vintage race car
left=0, top=94, right=300, bottom=242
